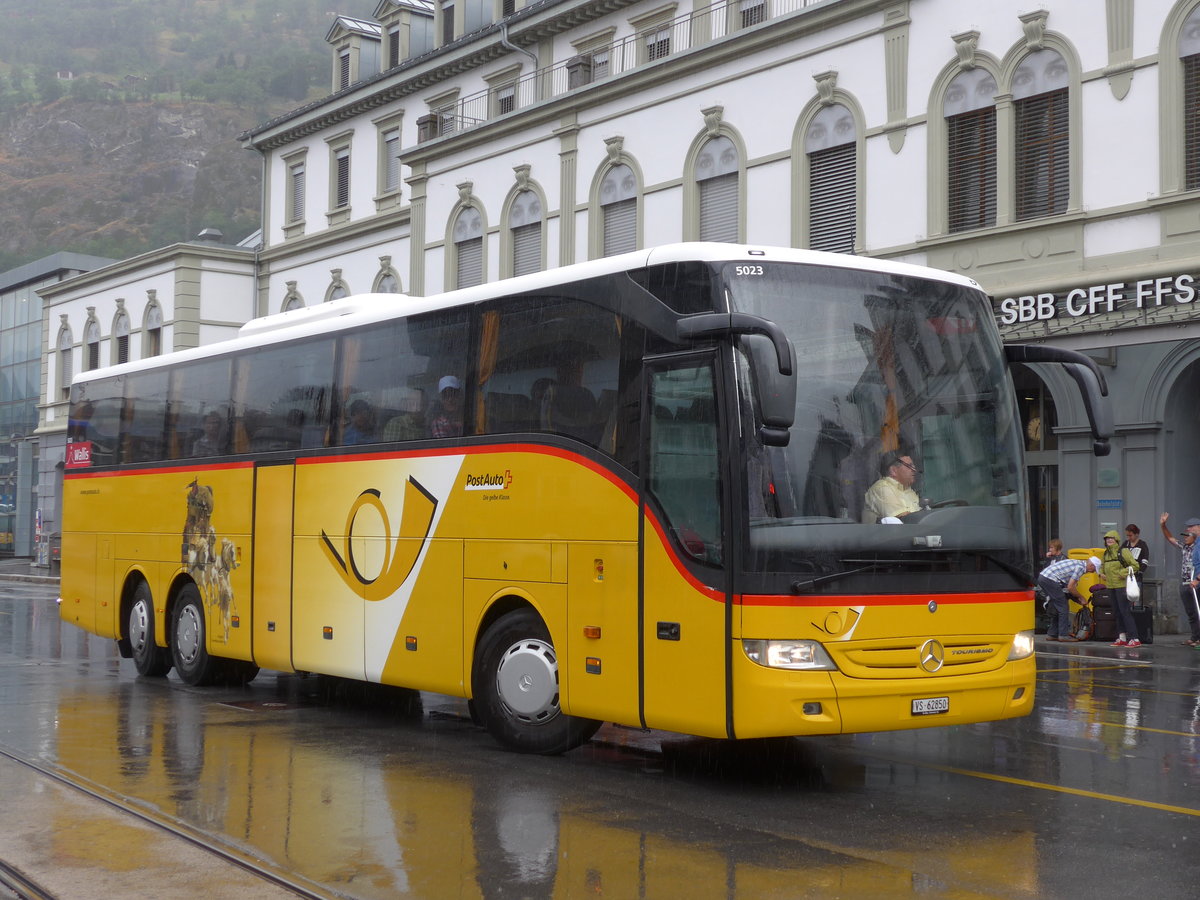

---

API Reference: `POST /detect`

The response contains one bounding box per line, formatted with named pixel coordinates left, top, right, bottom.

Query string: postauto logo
left=464, top=469, right=512, bottom=491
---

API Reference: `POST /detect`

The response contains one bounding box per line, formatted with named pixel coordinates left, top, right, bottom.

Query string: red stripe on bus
left=735, top=591, right=1032, bottom=607
left=63, top=460, right=254, bottom=479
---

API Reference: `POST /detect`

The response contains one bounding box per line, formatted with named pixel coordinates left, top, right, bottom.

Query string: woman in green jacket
left=1101, top=529, right=1142, bottom=646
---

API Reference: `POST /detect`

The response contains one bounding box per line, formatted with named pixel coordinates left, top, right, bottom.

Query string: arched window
left=113, top=307, right=131, bottom=365
left=84, top=317, right=101, bottom=371
left=282, top=283, right=304, bottom=312
left=696, top=135, right=739, bottom=243
left=1013, top=48, right=1069, bottom=220
left=600, top=164, right=637, bottom=256
left=806, top=103, right=857, bottom=253
left=1181, top=5, right=1200, bottom=190
left=57, top=323, right=73, bottom=401
left=453, top=206, right=484, bottom=288
left=509, top=190, right=541, bottom=277
left=143, top=301, right=163, bottom=358
left=944, top=68, right=997, bottom=232
left=325, top=271, right=351, bottom=302
left=375, top=271, right=401, bottom=293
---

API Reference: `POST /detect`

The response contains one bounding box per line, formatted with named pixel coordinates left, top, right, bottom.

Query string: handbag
left=1125, top=570, right=1141, bottom=602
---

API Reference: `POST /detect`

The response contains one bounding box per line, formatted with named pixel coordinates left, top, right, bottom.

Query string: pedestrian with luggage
left=1121, top=524, right=1150, bottom=588
left=1037, top=555, right=1100, bottom=642
left=1159, top=513, right=1200, bottom=647
left=1101, top=530, right=1143, bottom=646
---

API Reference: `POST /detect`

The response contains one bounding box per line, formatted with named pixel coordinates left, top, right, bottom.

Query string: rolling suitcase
left=1092, top=606, right=1118, bottom=642
left=1090, top=586, right=1118, bottom=641
left=1130, top=604, right=1154, bottom=644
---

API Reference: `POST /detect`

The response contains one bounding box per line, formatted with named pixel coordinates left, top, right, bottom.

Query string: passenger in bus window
left=863, top=454, right=922, bottom=523
left=430, top=376, right=463, bottom=437
left=191, top=411, right=226, bottom=456
left=343, top=399, right=377, bottom=444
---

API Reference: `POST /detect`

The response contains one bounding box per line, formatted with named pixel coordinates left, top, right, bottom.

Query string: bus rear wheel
left=129, top=581, right=171, bottom=677
left=472, top=608, right=601, bottom=754
left=170, top=584, right=222, bottom=686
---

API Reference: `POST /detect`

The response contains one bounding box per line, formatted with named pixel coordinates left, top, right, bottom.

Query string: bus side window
left=172, top=358, right=233, bottom=459
left=122, top=370, right=169, bottom=463
left=236, top=338, right=334, bottom=453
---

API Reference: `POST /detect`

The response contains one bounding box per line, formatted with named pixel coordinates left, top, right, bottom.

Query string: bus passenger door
left=640, top=356, right=731, bottom=739
left=252, top=460, right=295, bottom=672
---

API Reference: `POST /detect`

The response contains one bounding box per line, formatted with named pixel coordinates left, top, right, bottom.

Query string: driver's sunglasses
left=897, top=460, right=920, bottom=473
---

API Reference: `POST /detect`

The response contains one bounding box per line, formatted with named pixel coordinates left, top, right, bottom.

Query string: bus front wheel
left=170, top=584, right=222, bottom=686
left=129, top=581, right=171, bottom=677
left=472, top=608, right=602, bottom=754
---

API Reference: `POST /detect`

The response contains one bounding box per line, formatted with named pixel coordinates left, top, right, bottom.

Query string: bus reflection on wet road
left=2, top=585, right=1199, bottom=899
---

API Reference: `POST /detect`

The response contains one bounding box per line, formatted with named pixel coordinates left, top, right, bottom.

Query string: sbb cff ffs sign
left=65, top=442, right=92, bottom=469
left=998, top=274, right=1196, bottom=325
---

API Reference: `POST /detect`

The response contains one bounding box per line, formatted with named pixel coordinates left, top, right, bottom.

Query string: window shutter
left=699, top=173, right=738, bottom=243
left=740, top=0, right=766, bottom=28
left=339, top=52, right=351, bottom=89
left=336, top=149, right=350, bottom=208
left=1015, top=89, right=1069, bottom=221
left=947, top=107, right=997, bottom=232
left=388, top=29, right=400, bottom=68
left=512, top=223, right=540, bottom=276
left=808, top=143, right=856, bottom=253
left=290, top=164, right=305, bottom=221
left=59, top=347, right=72, bottom=400
left=384, top=131, right=400, bottom=192
left=603, top=198, right=637, bottom=256
left=1185, top=54, right=1200, bottom=191
left=457, top=237, right=483, bottom=287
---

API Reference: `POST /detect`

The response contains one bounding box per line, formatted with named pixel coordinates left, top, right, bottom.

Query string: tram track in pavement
left=0, top=744, right=343, bottom=900
left=0, top=857, right=54, bottom=900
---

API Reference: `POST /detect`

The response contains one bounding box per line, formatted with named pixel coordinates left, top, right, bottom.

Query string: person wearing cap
left=1100, top=529, right=1143, bottom=647
left=430, top=375, right=464, bottom=438
left=1159, top=513, right=1200, bottom=647
left=1037, top=555, right=1100, bottom=643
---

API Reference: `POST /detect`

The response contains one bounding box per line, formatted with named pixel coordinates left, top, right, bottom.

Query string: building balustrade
left=422, top=0, right=829, bottom=140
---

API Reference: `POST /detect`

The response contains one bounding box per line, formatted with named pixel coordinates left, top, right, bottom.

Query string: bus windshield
left=724, top=262, right=1029, bottom=595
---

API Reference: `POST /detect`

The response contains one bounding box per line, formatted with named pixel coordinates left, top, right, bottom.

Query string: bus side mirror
left=1063, top=362, right=1112, bottom=457
left=744, top=334, right=796, bottom=447
left=1004, top=344, right=1112, bottom=457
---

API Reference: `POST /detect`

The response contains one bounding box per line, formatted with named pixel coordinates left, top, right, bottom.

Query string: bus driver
left=864, top=454, right=922, bottom=523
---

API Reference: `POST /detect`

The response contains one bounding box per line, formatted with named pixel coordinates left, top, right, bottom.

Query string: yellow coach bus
left=59, top=244, right=1111, bottom=753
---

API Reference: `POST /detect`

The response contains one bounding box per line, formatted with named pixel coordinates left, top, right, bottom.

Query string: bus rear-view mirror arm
left=678, top=314, right=797, bottom=447
left=676, top=312, right=794, bottom=377
left=1004, top=344, right=1112, bottom=456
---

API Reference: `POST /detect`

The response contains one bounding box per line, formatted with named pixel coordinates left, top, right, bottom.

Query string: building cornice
left=37, top=243, right=256, bottom=301
left=242, top=0, right=642, bottom=152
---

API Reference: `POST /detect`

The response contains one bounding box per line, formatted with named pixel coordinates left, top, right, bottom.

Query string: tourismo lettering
left=998, top=274, right=1196, bottom=325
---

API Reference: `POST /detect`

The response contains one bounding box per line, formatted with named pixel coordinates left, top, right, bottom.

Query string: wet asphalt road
left=2, top=578, right=1199, bottom=899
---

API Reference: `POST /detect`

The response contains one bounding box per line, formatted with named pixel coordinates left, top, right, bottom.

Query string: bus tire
left=129, top=581, right=171, bottom=677
left=170, top=584, right=222, bottom=686
left=472, top=608, right=602, bottom=754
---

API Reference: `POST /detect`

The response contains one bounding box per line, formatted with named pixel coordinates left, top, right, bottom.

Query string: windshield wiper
left=960, top=550, right=1033, bottom=587
left=790, top=558, right=945, bottom=593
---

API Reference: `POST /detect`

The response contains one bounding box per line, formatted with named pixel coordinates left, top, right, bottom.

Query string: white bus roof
left=70, top=243, right=982, bottom=388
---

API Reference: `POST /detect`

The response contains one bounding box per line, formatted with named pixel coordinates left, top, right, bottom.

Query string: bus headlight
left=1007, top=630, right=1035, bottom=660
left=743, top=639, right=837, bottom=670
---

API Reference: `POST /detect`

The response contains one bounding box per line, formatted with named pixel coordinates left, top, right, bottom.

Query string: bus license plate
left=911, top=696, right=949, bottom=716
